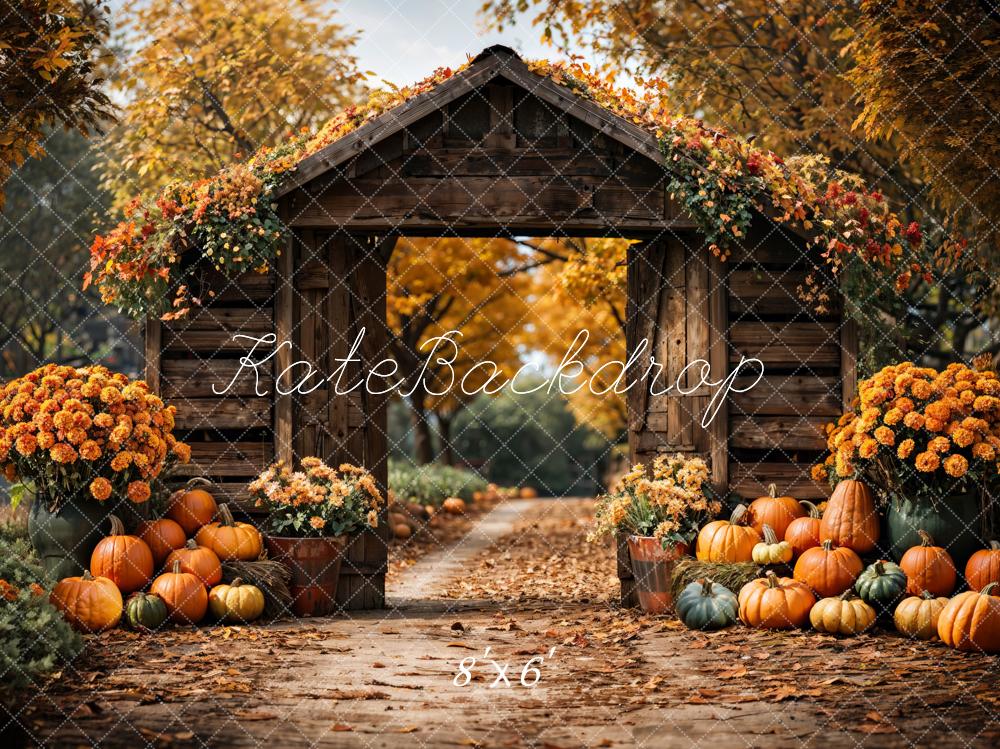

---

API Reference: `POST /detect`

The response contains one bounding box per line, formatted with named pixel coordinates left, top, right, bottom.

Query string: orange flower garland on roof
left=814, top=360, right=1000, bottom=502
left=0, top=363, right=190, bottom=511
left=84, top=53, right=967, bottom=320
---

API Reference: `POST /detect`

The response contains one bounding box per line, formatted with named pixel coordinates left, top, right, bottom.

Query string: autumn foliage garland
left=85, top=57, right=967, bottom=319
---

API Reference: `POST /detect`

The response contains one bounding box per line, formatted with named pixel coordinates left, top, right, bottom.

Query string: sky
left=335, top=0, right=565, bottom=85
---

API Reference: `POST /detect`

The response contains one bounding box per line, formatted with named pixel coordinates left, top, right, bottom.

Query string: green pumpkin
left=125, top=592, right=169, bottom=631
left=675, top=578, right=739, bottom=630
left=855, top=560, right=907, bottom=612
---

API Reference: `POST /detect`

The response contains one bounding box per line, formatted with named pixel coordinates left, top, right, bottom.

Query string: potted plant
left=813, top=360, right=999, bottom=565
left=590, top=454, right=720, bottom=613
left=0, top=363, right=190, bottom=580
left=250, top=457, right=383, bottom=617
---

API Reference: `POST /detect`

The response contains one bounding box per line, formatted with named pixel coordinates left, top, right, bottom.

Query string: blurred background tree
left=0, top=128, right=134, bottom=378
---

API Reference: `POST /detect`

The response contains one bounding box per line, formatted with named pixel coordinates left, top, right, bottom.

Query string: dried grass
left=669, top=558, right=793, bottom=599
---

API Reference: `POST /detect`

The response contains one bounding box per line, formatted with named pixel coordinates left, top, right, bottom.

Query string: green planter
left=885, top=494, right=983, bottom=567
left=27, top=492, right=149, bottom=582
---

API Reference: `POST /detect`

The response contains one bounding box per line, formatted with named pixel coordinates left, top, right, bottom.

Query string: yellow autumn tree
left=484, top=0, right=998, bottom=362
left=387, top=237, right=534, bottom=463
left=102, top=0, right=364, bottom=205
left=526, top=238, right=629, bottom=439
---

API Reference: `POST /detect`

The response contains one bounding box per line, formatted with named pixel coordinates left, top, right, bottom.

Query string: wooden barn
left=144, top=46, right=854, bottom=609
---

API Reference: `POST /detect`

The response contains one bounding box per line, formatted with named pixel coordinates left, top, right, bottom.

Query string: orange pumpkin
left=166, top=478, right=218, bottom=535
left=748, top=484, right=805, bottom=538
left=195, top=503, right=262, bottom=561
left=784, top=500, right=822, bottom=557
left=150, top=560, right=208, bottom=624
left=819, top=479, right=879, bottom=554
left=793, top=539, right=863, bottom=597
left=50, top=571, right=123, bottom=632
left=965, top=541, right=1000, bottom=592
left=137, top=518, right=187, bottom=566
left=89, top=515, right=154, bottom=594
left=738, top=571, right=815, bottom=629
left=938, top=583, right=1000, bottom=653
left=696, top=504, right=761, bottom=563
left=165, top=540, right=222, bottom=588
left=899, top=530, right=956, bottom=596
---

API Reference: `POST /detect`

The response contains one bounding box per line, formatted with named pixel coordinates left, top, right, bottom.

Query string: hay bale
left=221, top=559, right=292, bottom=619
left=670, top=558, right=793, bottom=599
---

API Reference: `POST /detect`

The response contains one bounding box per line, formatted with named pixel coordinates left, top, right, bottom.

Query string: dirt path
left=19, top=498, right=1000, bottom=748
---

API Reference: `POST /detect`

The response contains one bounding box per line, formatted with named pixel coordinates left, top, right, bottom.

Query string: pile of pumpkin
left=680, top=480, right=1000, bottom=652
left=49, top=482, right=267, bottom=633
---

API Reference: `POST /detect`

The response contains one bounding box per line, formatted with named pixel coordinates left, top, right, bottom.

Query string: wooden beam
left=144, top=318, right=161, bottom=396
left=840, top=317, right=858, bottom=409
left=274, top=231, right=294, bottom=465
left=708, top=253, right=729, bottom=491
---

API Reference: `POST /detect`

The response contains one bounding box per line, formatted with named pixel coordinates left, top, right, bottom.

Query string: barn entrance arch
left=149, top=46, right=853, bottom=610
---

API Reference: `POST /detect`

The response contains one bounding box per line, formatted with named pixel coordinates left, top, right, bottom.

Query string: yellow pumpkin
left=50, top=571, right=123, bottom=632
left=208, top=578, right=265, bottom=623
left=751, top=524, right=793, bottom=565
left=696, top=504, right=761, bottom=563
left=809, top=591, right=876, bottom=635
left=894, top=591, right=948, bottom=641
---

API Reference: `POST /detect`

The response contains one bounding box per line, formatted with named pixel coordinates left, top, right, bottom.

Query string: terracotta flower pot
left=627, top=535, right=688, bottom=614
left=265, top=535, right=346, bottom=617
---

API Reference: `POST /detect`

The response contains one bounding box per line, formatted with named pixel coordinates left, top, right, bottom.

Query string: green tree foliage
left=0, top=0, right=114, bottom=208
left=0, top=128, right=119, bottom=377
left=451, top=382, right=611, bottom=496
left=0, top=538, right=82, bottom=703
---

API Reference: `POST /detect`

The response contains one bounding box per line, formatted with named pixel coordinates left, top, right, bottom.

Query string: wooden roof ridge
left=275, top=45, right=667, bottom=198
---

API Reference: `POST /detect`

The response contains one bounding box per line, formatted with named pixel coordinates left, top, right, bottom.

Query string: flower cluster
left=249, top=457, right=384, bottom=537
left=0, top=363, right=190, bottom=508
left=84, top=54, right=969, bottom=321
left=814, top=360, right=1000, bottom=501
left=0, top=578, right=45, bottom=603
left=590, top=454, right=719, bottom=547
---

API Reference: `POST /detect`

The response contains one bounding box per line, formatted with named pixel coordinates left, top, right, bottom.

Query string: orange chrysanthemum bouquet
left=0, top=364, right=190, bottom=577
left=815, top=361, right=1000, bottom=498
left=814, top=360, right=999, bottom=561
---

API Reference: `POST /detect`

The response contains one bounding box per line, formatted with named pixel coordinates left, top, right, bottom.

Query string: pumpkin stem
left=762, top=524, right=778, bottom=545
left=767, top=483, right=778, bottom=499
left=231, top=577, right=243, bottom=588
left=107, top=514, right=125, bottom=537
left=821, top=539, right=834, bottom=551
left=82, top=570, right=94, bottom=581
left=917, top=529, right=934, bottom=547
left=701, top=578, right=714, bottom=596
left=218, top=503, right=235, bottom=527
left=765, top=571, right=779, bottom=589
left=873, top=560, right=886, bottom=575
left=801, top=500, right=819, bottom=519
left=988, top=540, right=1000, bottom=552
left=920, top=590, right=935, bottom=600
left=839, top=589, right=857, bottom=601
left=982, top=582, right=999, bottom=596
left=186, top=476, right=213, bottom=490
left=185, top=539, right=198, bottom=550
left=171, top=559, right=182, bottom=575
left=730, top=504, right=750, bottom=526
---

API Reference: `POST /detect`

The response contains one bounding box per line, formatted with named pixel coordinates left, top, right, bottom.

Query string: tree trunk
left=437, top=414, right=454, bottom=466
left=409, top=399, right=434, bottom=465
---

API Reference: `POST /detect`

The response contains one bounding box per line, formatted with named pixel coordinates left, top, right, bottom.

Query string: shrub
left=0, top=538, right=82, bottom=704
left=388, top=460, right=487, bottom=507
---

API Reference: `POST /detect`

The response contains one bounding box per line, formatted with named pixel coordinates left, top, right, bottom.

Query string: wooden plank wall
left=287, top=232, right=391, bottom=610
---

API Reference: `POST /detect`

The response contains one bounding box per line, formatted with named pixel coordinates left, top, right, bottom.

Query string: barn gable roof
left=276, top=45, right=667, bottom=198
